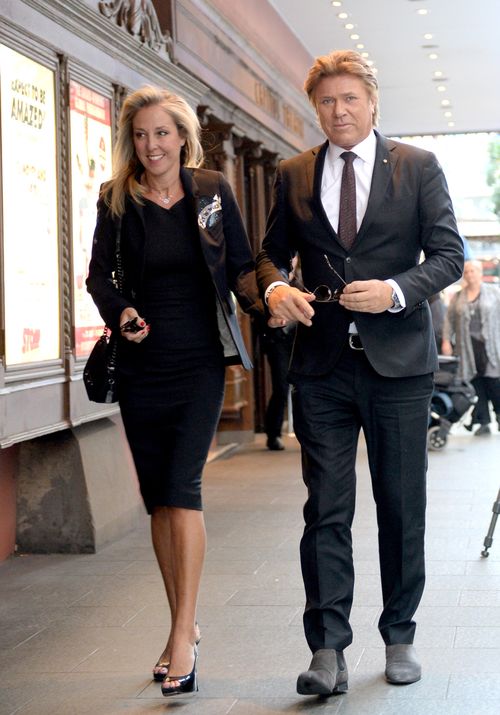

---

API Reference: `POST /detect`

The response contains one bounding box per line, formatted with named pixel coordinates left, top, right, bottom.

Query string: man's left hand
left=339, top=280, right=394, bottom=314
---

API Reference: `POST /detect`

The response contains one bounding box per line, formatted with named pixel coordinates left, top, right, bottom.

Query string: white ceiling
left=267, top=0, right=500, bottom=137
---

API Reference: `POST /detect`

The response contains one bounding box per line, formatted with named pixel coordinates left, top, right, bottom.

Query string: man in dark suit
left=257, top=50, right=463, bottom=696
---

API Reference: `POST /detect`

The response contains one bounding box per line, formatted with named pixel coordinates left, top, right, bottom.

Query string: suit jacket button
left=346, top=257, right=352, bottom=263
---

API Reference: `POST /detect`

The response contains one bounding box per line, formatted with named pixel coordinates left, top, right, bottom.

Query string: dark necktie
left=338, top=151, right=357, bottom=250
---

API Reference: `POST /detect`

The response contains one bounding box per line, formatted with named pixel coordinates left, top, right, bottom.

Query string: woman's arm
left=86, top=199, right=134, bottom=330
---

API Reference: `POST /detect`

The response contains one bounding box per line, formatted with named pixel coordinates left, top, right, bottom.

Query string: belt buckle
left=349, top=334, right=363, bottom=351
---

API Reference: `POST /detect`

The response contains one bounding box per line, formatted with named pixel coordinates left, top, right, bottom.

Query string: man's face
left=314, top=74, right=375, bottom=150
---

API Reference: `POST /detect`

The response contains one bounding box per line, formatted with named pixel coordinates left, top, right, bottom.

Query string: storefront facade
left=0, top=0, right=322, bottom=560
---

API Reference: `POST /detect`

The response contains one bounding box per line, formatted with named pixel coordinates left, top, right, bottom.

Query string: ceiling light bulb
left=448, top=121, right=455, bottom=127
left=350, top=34, right=360, bottom=40
left=356, top=43, right=365, bottom=49
left=428, top=53, right=439, bottom=60
left=345, top=23, right=355, bottom=29
left=331, top=1, right=342, bottom=6
left=424, top=33, right=433, bottom=40
left=437, top=85, right=447, bottom=92
left=441, top=99, right=451, bottom=106
left=444, top=111, right=453, bottom=118
left=417, top=8, right=428, bottom=15
left=361, top=52, right=370, bottom=58
left=338, top=12, right=348, bottom=19
left=434, top=70, right=443, bottom=77
left=366, top=60, right=374, bottom=66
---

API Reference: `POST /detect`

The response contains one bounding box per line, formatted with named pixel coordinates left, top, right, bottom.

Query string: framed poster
left=69, top=80, right=112, bottom=358
left=0, top=44, right=60, bottom=366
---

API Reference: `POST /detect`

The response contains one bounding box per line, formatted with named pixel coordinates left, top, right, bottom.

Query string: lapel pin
left=383, top=159, right=388, bottom=164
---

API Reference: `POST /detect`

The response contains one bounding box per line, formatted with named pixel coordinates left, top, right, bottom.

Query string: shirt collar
left=326, top=129, right=377, bottom=166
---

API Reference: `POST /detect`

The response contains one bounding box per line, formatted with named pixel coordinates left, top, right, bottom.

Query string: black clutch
left=83, top=329, right=118, bottom=403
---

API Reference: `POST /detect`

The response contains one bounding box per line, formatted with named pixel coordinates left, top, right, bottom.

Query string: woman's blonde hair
left=102, top=85, right=204, bottom=216
left=304, top=49, right=379, bottom=126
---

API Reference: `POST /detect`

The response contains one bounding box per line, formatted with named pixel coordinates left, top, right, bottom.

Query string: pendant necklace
left=143, top=179, right=177, bottom=206
left=469, top=293, right=480, bottom=317
left=152, top=186, right=173, bottom=205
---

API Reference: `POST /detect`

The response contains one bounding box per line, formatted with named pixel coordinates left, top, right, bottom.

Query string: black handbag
left=83, top=217, right=123, bottom=403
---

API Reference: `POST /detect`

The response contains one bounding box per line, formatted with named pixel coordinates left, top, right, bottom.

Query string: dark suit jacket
left=86, top=167, right=261, bottom=369
left=256, top=131, right=464, bottom=378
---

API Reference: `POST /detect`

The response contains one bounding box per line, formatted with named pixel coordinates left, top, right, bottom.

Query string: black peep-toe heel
left=161, top=649, right=198, bottom=697
left=153, top=622, right=200, bottom=682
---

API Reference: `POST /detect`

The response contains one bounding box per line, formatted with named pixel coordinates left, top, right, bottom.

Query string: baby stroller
left=427, top=355, right=476, bottom=451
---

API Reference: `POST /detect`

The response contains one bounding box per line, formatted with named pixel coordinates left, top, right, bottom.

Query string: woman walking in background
left=86, top=86, right=261, bottom=696
left=442, top=259, right=500, bottom=435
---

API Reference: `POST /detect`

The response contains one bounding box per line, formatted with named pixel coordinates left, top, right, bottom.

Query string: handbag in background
left=83, top=217, right=123, bottom=403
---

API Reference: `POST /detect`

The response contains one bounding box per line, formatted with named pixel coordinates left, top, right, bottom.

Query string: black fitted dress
left=118, top=197, right=225, bottom=513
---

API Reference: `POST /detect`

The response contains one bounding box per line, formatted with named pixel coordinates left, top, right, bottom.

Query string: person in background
left=86, top=86, right=261, bottom=697
left=429, top=292, right=446, bottom=352
left=260, top=255, right=299, bottom=450
left=257, top=49, right=463, bottom=696
left=442, top=259, right=500, bottom=435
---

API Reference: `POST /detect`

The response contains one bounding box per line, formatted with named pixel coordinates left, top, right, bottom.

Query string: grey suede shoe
left=296, top=649, right=348, bottom=696
left=385, top=644, right=421, bottom=684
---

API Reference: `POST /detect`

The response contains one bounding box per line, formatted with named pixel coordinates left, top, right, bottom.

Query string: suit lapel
left=356, top=132, right=397, bottom=243
left=312, top=141, right=339, bottom=242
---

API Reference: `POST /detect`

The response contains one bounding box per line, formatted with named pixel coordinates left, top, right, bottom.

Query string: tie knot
left=341, top=151, right=356, bottom=165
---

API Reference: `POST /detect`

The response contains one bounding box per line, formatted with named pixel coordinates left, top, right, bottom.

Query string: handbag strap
left=114, top=216, right=124, bottom=294
left=102, top=216, right=123, bottom=340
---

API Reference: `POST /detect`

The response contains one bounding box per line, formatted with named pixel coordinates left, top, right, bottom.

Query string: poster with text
left=0, top=44, right=60, bottom=366
left=69, top=81, right=112, bottom=357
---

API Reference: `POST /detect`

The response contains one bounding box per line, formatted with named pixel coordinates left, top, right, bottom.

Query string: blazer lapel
left=356, top=132, right=397, bottom=243
left=181, top=166, right=223, bottom=253
left=312, top=141, right=339, bottom=242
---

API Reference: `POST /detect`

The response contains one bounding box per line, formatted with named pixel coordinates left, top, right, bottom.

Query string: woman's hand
left=119, top=308, right=150, bottom=342
left=268, top=285, right=315, bottom=327
left=441, top=338, right=453, bottom=356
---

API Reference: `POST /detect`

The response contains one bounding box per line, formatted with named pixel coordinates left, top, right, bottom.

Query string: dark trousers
left=291, top=345, right=433, bottom=653
left=470, top=376, right=500, bottom=425
left=264, top=337, right=292, bottom=438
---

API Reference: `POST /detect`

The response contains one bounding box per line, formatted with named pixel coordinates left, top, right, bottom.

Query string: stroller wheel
left=428, top=425, right=447, bottom=451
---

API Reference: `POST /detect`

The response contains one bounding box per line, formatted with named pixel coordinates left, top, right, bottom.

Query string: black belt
left=348, top=334, right=364, bottom=350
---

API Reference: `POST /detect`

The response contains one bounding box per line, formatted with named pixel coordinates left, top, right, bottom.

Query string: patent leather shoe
left=297, top=649, right=348, bottom=696
left=161, top=649, right=198, bottom=697
left=153, top=623, right=201, bottom=682
left=385, top=644, right=421, bottom=684
left=153, top=655, right=170, bottom=682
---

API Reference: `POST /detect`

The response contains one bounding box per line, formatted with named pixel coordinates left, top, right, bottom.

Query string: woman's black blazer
left=86, top=167, right=261, bottom=369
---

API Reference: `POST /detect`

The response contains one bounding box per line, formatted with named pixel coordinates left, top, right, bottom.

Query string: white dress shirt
left=266, top=130, right=405, bottom=318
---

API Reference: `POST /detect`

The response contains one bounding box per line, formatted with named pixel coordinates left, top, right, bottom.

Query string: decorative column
left=198, top=109, right=256, bottom=443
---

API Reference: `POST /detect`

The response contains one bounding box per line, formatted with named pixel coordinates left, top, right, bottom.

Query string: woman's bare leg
left=151, top=506, right=205, bottom=687
left=151, top=509, right=176, bottom=679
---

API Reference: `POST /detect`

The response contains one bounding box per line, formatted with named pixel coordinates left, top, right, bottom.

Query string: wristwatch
left=391, top=288, right=402, bottom=310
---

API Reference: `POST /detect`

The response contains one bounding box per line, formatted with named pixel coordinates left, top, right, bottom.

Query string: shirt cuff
left=385, top=279, right=406, bottom=313
left=264, top=281, right=288, bottom=304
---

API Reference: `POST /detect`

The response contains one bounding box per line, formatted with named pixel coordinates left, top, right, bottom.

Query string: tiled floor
left=1, top=422, right=499, bottom=715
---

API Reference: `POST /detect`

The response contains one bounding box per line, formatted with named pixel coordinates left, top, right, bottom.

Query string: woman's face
left=463, top=261, right=483, bottom=288
left=132, top=104, right=185, bottom=179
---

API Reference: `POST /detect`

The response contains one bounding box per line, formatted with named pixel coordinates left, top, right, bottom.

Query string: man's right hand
left=268, top=285, right=315, bottom=327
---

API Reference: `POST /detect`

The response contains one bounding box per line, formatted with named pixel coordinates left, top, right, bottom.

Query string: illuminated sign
left=69, top=80, right=112, bottom=357
left=0, top=44, right=60, bottom=365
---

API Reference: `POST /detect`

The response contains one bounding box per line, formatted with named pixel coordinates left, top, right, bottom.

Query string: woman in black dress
left=86, top=86, right=262, bottom=696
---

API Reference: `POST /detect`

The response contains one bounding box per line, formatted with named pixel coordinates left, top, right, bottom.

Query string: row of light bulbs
left=330, top=1, right=376, bottom=73
left=330, top=1, right=455, bottom=129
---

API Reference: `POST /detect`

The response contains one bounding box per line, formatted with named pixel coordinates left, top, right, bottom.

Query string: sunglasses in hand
left=295, top=254, right=347, bottom=303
